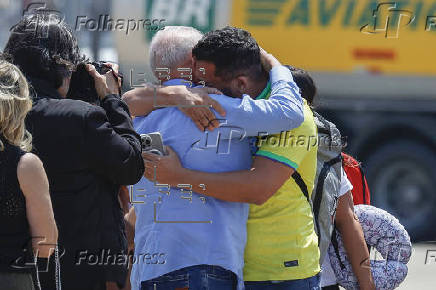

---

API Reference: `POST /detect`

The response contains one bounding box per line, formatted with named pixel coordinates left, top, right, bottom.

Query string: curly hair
left=3, top=12, right=84, bottom=89
left=192, top=26, right=263, bottom=80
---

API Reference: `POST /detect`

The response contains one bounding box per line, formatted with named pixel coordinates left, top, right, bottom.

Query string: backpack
left=291, top=111, right=343, bottom=264
left=342, top=152, right=371, bottom=205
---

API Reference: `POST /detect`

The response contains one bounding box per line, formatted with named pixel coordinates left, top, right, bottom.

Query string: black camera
left=67, top=61, right=123, bottom=104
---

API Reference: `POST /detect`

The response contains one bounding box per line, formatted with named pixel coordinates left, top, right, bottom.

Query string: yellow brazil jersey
left=243, top=100, right=320, bottom=281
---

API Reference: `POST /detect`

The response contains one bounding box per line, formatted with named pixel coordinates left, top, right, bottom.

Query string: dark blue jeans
left=244, top=273, right=321, bottom=290
left=141, top=264, right=237, bottom=290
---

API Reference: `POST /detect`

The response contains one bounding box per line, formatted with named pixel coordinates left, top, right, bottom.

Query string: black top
left=25, top=77, right=144, bottom=289
left=0, top=135, right=32, bottom=272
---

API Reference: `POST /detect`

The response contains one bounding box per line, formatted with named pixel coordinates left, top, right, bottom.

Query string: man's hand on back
left=179, top=86, right=226, bottom=131
left=160, top=85, right=226, bottom=131
left=260, top=47, right=282, bottom=72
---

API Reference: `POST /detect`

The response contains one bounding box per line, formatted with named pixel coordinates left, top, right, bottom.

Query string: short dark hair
left=287, top=66, right=317, bottom=105
left=192, top=26, right=262, bottom=80
left=4, top=12, right=84, bottom=89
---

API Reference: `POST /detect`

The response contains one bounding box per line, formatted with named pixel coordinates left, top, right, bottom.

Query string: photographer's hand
left=86, top=63, right=120, bottom=100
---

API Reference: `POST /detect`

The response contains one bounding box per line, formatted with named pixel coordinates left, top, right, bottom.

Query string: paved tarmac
left=399, top=243, right=436, bottom=289
left=338, top=242, right=436, bottom=289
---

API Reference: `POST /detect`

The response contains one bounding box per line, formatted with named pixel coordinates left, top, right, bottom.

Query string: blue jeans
left=244, top=273, right=320, bottom=290
left=141, top=264, right=237, bottom=290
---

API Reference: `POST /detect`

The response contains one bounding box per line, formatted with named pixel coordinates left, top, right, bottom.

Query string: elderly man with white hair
left=125, top=26, right=304, bottom=290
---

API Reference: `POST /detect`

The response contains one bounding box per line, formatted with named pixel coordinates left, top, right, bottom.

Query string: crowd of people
left=0, top=11, right=377, bottom=290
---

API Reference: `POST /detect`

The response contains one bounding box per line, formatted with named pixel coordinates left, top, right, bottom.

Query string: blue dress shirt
left=130, top=66, right=303, bottom=290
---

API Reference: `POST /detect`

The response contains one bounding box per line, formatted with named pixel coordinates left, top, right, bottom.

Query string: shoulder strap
left=313, top=155, right=342, bottom=220
left=313, top=111, right=331, bottom=135
left=292, top=154, right=342, bottom=247
left=331, top=224, right=346, bottom=270
left=291, top=171, right=311, bottom=205
left=358, top=165, right=367, bottom=205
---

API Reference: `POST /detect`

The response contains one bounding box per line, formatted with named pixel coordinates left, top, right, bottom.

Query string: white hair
left=149, top=26, right=203, bottom=74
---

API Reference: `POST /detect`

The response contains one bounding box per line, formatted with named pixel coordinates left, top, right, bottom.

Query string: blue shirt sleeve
left=207, top=65, right=304, bottom=139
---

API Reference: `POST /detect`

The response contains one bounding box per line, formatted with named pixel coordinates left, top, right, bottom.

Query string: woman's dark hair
left=286, top=65, right=317, bottom=105
left=3, top=12, right=84, bottom=89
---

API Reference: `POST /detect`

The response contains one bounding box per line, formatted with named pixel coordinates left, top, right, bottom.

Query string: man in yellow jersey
left=242, top=100, right=320, bottom=289
left=142, top=27, right=321, bottom=290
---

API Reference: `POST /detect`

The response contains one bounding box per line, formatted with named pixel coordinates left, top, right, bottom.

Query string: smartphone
left=140, top=132, right=166, bottom=155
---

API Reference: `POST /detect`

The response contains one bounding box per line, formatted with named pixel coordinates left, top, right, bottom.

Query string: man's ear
left=233, top=75, right=250, bottom=95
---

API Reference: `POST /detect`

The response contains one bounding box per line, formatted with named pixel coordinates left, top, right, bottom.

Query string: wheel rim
left=371, top=159, right=434, bottom=233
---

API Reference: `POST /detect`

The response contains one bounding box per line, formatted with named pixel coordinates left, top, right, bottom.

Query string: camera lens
left=142, top=135, right=152, bottom=146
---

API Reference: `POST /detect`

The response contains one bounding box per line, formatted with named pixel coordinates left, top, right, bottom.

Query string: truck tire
left=364, top=140, right=436, bottom=241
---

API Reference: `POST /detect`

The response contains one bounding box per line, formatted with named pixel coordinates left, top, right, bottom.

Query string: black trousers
left=37, top=252, right=105, bottom=290
left=0, top=272, right=35, bottom=290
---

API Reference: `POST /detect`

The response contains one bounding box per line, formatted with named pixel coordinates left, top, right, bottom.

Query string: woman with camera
left=0, top=59, right=58, bottom=289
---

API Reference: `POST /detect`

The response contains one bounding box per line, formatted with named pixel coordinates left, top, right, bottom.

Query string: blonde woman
left=0, top=60, right=58, bottom=290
